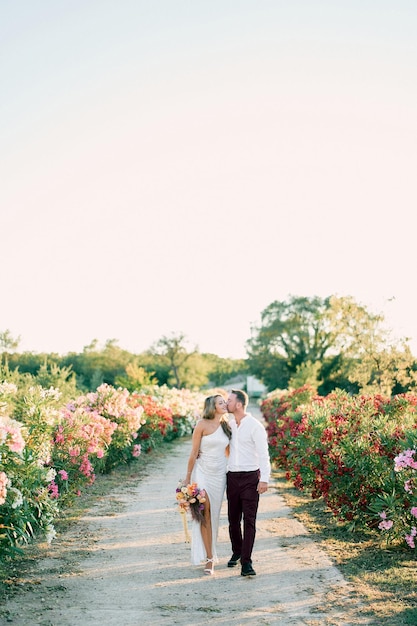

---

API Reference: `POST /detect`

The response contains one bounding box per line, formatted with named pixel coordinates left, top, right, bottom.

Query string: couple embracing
left=184, top=389, right=271, bottom=577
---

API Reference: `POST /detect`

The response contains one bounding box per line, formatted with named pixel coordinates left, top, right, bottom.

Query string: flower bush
left=129, top=386, right=203, bottom=450
left=263, top=386, right=417, bottom=537
left=51, top=403, right=118, bottom=500
left=1, top=377, right=202, bottom=560
left=129, top=392, right=173, bottom=451
left=369, top=444, right=417, bottom=548
left=77, top=384, right=145, bottom=472
left=154, top=386, right=204, bottom=439
left=0, top=384, right=60, bottom=556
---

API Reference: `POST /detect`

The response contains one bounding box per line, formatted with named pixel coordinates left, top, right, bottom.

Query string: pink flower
left=405, top=527, right=417, bottom=548
left=411, top=507, right=417, bottom=518
left=394, top=449, right=417, bottom=471
left=404, top=480, right=413, bottom=493
left=6, top=427, right=25, bottom=453
left=48, top=481, right=59, bottom=499
left=0, top=418, right=25, bottom=454
left=132, top=444, right=141, bottom=457
left=54, top=431, right=65, bottom=444
left=58, top=470, right=68, bottom=480
left=378, top=520, right=393, bottom=530
left=0, top=471, right=8, bottom=505
left=79, top=455, right=93, bottom=477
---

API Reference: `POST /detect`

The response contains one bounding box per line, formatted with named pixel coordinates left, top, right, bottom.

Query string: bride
left=184, top=394, right=231, bottom=575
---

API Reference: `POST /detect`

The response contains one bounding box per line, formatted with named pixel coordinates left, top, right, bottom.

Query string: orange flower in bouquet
left=176, top=480, right=206, bottom=524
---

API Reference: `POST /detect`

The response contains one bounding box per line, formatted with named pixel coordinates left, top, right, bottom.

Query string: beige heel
left=204, top=558, right=214, bottom=575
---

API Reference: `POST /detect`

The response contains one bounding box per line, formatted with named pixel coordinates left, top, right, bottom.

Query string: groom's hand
left=257, top=481, right=268, bottom=494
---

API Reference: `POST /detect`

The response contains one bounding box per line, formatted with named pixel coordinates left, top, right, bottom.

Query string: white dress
left=190, top=426, right=229, bottom=565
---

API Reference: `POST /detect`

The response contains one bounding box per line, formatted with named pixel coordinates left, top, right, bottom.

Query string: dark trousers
left=226, top=470, right=260, bottom=565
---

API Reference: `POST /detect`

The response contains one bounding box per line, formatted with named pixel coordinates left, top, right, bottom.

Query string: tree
left=0, top=329, right=21, bottom=368
left=5, top=351, right=61, bottom=376
left=61, top=339, right=137, bottom=390
left=327, top=296, right=417, bottom=395
left=288, top=360, right=323, bottom=392
left=0, top=329, right=20, bottom=351
left=151, top=333, right=195, bottom=388
left=135, top=351, right=171, bottom=386
left=2, top=333, right=251, bottom=393
left=115, top=363, right=157, bottom=392
left=247, top=295, right=417, bottom=395
left=202, top=353, right=249, bottom=387
left=175, top=352, right=212, bottom=390
left=246, top=296, right=333, bottom=390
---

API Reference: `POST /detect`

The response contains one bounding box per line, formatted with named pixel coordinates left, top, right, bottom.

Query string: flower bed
left=262, top=386, right=417, bottom=548
left=0, top=380, right=202, bottom=559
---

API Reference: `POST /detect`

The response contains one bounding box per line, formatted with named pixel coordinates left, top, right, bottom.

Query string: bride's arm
left=185, top=420, right=204, bottom=483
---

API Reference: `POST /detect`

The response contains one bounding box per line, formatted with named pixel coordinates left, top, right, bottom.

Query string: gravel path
left=1, top=419, right=371, bottom=626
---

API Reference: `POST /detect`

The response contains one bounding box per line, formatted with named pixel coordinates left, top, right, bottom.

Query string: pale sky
left=1, top=1, right=416, bottom=359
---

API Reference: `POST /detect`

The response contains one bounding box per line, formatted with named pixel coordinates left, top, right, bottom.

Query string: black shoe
left=241, top=562, right=256, bottom=577
left=227, top=553, right=241, bottom=567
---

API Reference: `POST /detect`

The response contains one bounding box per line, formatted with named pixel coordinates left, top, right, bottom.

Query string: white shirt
left=227, top=413, right=271, bottom=483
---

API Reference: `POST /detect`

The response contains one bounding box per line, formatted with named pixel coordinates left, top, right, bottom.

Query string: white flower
left=0, top=382, right=18, bottom=395
left=40, top=387, right=62, bottom=401
left=44, top=524, right=56, bottom=544
left=45, top=468, right=57, bottom=482
left=9, top=487, right=23, bottom=509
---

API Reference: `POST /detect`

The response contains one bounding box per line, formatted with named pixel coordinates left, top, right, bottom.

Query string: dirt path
left=1, top=422, right=371, bottom=625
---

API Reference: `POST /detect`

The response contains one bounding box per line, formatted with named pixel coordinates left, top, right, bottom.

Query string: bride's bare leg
left=200, top=496, right=214, bottom=574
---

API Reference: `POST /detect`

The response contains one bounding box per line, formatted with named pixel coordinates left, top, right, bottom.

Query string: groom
left=226, top=389, right=270, bottom=577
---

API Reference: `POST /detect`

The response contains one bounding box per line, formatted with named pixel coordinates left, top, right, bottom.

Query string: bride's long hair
left=202, top=394, right=232, bottom=440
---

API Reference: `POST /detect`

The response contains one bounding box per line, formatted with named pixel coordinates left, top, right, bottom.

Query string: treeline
left=2, top=294, right=417, bottom=397
left=0, top=333, right=248, bottom=393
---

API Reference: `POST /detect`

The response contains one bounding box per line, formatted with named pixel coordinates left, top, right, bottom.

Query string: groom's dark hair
left=231, top=389, right=248, bottom=408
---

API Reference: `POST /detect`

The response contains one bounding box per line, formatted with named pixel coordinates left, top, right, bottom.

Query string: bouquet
left=176, top=480, right=206, bottom=525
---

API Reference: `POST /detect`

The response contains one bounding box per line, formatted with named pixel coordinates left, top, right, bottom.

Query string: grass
left=274, top=469, right=417, bottom=625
